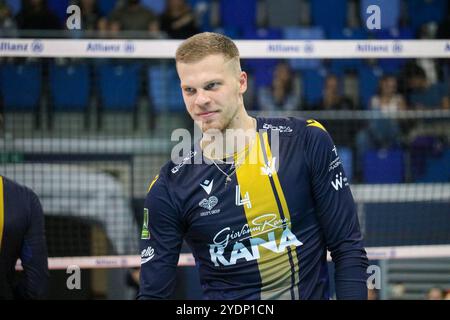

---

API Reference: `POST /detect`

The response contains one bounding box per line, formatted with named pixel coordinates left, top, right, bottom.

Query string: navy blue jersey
left=0, top=176, right=49, bottom=299
left=138, top=117, right=368, bottom=300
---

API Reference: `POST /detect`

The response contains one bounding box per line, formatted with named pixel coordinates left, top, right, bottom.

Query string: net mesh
left=1, top=39, right=449, bottom=299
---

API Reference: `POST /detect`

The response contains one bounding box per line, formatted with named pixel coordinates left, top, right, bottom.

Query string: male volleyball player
left=0, top=175, right=49, bottom=299
left=138, top=32, right=369, bottom=299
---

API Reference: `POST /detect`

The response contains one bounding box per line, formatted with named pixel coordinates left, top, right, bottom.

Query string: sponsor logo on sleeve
left=141, top=246, right=155, bottom=265
left=141, top=208, right=151, bottom=240
left=331, top=172, right=349, bottom=191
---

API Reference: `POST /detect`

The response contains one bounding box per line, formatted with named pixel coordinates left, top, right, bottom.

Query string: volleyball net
left=2, top=38, right=450, bottom=299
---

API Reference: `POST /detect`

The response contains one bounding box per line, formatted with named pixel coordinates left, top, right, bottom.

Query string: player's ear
left=239, top=71, right=247, bottom=94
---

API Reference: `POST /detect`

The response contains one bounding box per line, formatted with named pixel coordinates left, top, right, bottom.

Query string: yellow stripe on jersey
left=236, top=132, right=300, bottom=300
left=306, top=119, right=327, bottom=132
left=0, top=177, right=4, bottom=250
left=147, top=175, right=159, bottom=193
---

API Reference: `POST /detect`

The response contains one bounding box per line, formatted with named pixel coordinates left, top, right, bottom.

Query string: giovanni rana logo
left=208, top=214, right=303, bottom=267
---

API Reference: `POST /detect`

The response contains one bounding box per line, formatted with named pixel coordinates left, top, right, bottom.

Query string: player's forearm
left=334, top=255, right=369, bottom=300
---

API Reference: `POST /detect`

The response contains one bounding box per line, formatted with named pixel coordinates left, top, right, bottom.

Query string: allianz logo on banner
left=86, top=41, right=135, bottom=54
left=0, top=40, right=43, bottom=53
left=267, top=42, right=314, bottom=54
left=355, top=41, right=403, bottom=54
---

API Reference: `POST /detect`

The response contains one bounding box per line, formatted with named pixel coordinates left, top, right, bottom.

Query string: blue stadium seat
left=5, top=0, right=20, bottom=15
left=252, top=67, right=276, bottom=90
left=98, top=0, right=119, bottom=17
left=361, top=0, right=400, bottom=30
left=264, top=0, right=302, bottom=28
left=148, top=65, right=184, bottom=113
left=141, top=0, right=166, bottom=14
left=329, top=28, right=368, bottom=40
left=363, top=148, right=404, bottom=183
left=220, top=0, right=256, bottom=31
left=0, top=63, right=41, bottom=111
left=375, top=27, right=415, bottom=40
left=337, top=146, right=353, bottom=182
left=49, top=63, right=90, bottom=111
left=418, top=150, right=450, bottom=182
left=302, top=69, right=327, bottom=107
left=407, top=0, right=448, bottom=32
left=212, top=27, right=241, bottom=40
left=357, top=65, right=383, bottom=108
left=47, top=0, right=70, bottom=25
left=283, top=27, right=324, bottom=71
left=97, top=63, right=140, bottom=111
left=311, top=0, right=347, bottom=36
left=242, top=27, right=282, bottom=40
left=187, top=0, right=213, bottom=31
left=242, top=28, right=282, bottom=79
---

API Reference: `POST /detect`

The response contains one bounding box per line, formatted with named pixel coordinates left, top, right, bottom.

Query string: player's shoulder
left=1, top=175, right=37, bottom=201
left=145, top=148, right=199, bottom=195
left=257, top=116, right=328, bottom=137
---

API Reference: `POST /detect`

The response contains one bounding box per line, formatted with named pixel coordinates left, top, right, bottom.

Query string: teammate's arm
left=304, top=121, right=369, bottom=300
left=17, top=190, right=49, bottom=299
left=137, top=174, right=184, bottom=299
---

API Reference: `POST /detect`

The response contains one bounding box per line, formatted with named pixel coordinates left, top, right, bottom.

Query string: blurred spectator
left=426, top=287, right=445, bottom=300
left=160, top=0, right=199, bottom=39
left=312, top=74, right=355, bottom=147
left=368, top=288, right=379, bottom=300
left=437, top=11, right=450, bottom=39
left=262, top=0, right=305, bottom=28
left=16, top=0, right=61, bottom=30
left=444, top=289, right=450, bottom=300
left=74, top=0, right=107, bottom=32
left=109, top=0, right=159, bottom=33
left=257, top=62, right=301, bottom=111
left=370, top=75, right=406, bottom=112
left=0, top=0, right=16, bottom=31
left=316, top=74, right=354, bottom=110
left=407, top=64, right=450, bottom=109
left=437, top=11, right=450, bottom=84
left=390, top=282, right=406, bottom=300
left=417, top=23, right=439, bottom=85
left=355, top=76, right=405, bottom=181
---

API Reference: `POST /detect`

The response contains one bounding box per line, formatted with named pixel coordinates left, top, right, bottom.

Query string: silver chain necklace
left=211, top=159, right=238, bottom=187
left=209, top=139, right=254, bottom=187
left=204, top=118, right=257, bottom=188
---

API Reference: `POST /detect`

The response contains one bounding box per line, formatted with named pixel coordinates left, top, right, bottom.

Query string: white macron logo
left=200, top=179, right=214, bottom=195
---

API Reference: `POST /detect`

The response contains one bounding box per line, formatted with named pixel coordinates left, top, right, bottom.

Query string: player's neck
left=201, top=112, right=256, bottom=161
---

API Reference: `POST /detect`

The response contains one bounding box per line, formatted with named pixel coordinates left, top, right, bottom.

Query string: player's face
left=177, top=54, right=247, bottom=132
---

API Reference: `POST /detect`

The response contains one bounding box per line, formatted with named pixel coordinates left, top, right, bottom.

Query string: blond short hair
left=175, top=32, right=240, bottom=64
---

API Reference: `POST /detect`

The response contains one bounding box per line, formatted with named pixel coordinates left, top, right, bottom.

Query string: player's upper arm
left=303, top=120, right=369, bottom=299
left=303, top=120, right=365, bottom=255
left=20, top=189, right=49, bottom=299
left=137, top=173, right=184, bottom=300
